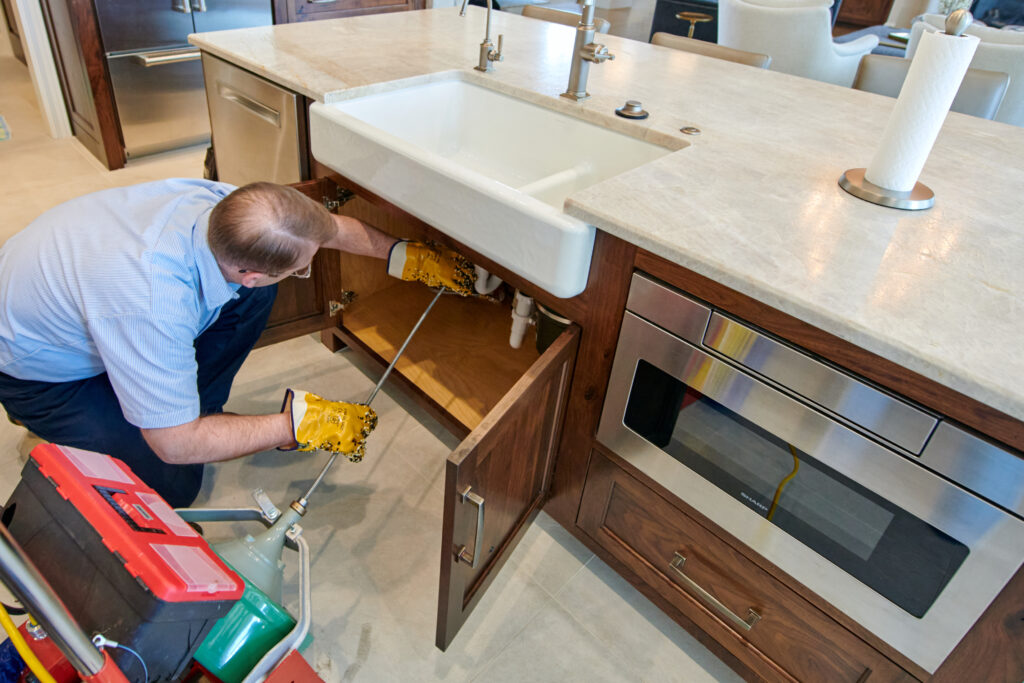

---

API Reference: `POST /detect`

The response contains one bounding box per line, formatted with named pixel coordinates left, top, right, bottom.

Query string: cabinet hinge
left=322, top=188, right=356, bottom=213
left=329, top=291, right=357, bottom=315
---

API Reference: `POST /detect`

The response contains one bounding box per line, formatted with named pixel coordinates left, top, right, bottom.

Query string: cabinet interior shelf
left=339, top=282, right=540, bottom=433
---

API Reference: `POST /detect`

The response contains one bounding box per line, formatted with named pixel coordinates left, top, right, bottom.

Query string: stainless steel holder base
left=838, top=168, right=934, bottom=211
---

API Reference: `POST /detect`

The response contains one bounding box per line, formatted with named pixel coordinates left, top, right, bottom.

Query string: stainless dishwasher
left=201, top=54, right=308, bottom=185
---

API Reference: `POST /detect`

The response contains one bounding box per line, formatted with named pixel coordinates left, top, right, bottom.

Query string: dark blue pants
left=0, top=285, right=277, bottom=507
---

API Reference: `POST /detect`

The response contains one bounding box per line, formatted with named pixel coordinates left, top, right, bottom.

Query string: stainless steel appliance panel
left=93, top=0, right=197, bottom=53
left=625, top=272, right=711, bottom=345
left=106, top=49, right=211, bottom=158
left=597, top=308, right=1024, bottom=673
left=202, top=54, right=306, bottom=186
left=190, top=0, right=274, bottom=35
left=921, top=422, right=1024, bottom=516
left=703, top=312, right=938, bottom=454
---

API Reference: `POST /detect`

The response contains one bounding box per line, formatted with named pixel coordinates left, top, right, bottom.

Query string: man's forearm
left=142, top=412, right=295, bottom=465
left=323, top=214, right=397, bottom=258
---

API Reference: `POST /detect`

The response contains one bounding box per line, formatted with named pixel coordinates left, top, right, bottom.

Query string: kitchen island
left=191, top=10, right=1024, bottom=682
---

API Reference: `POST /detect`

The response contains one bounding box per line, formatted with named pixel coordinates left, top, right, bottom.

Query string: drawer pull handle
left=669, top=552, right=762, bottom=632
left=456, top=486, right=485, bottom=568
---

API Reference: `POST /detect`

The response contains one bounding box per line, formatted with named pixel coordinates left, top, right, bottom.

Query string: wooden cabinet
left=836, top=0, right=894, bottom=27
left=290, top=171, right=582, bottom=648
left=579, top=447, right=915, bottom=682
left=2, top=0, right=25, bottom=64
left=437, top=324, right=578, bottom=648
left=274, top=0, right=425, bottom=24
left=37, top=0, right=124, bottom=169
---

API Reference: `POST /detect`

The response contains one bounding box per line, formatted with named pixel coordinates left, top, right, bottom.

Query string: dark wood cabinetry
left=288, top=169, right=583, bottom=649
left=274, top=0, right=424, bottom=23
left=837, top=0, right=894, bottom=27
left=437, top=325, right=578, bottom=648
left=38, top=0, right=124, bottom=169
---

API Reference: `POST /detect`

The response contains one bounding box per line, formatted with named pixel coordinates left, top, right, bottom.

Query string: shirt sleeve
left=87, top=314, right=200, bottom=429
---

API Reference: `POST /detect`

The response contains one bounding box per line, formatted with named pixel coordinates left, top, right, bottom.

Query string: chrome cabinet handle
left=191, top=0, right=207, bottom=10
left=131, top=48, right=201, bottom=67
left=669, top=552, right=762, bottom=632
left=217, top=84, right=282, bottom=128
left=171, top=0, right=191, bottom=13
left=308, top=0, right=338, bottom=4
left=456, top=486, right=485, bottom=568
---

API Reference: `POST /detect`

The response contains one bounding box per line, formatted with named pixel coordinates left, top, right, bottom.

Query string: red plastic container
left=3, top=444, right=244, bottom=682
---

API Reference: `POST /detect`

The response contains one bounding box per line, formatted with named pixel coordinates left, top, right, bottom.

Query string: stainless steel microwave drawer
left=702, top=312, right=938, bottom=454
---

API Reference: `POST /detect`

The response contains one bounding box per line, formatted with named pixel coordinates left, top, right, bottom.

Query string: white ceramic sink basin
left=309, top=74, right=676, bottom=298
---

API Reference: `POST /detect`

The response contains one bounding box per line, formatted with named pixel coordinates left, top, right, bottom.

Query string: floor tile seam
left=545, top=554, right=632, bottom=653
left=529, top=553, right=590, bottom=601
left=465, top=594, right=555, bottom=683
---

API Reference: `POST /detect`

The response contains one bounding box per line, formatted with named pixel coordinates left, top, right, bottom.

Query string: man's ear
left=239, top=271, right=265, bottom=288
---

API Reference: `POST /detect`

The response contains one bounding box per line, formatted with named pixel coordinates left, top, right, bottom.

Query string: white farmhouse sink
left=309, top=74, right=676, bottom=298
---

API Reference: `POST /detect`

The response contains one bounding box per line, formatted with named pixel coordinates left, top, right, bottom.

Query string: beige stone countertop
left=190, top=8, right=1024, bottom=425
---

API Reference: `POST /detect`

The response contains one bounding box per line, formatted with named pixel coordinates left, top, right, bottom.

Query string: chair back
left=718, top=0, right=878, bottom=86
left=521, top=5, right=611, bottom=33
left=907, top=14, right=1024, bottom=126
left=651, top=32, right=772, bottom=68
left=853, top=53, right=1009, bottom=119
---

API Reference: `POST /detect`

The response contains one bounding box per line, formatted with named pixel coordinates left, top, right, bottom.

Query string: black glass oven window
left=624, top=360, right=969, bottom=618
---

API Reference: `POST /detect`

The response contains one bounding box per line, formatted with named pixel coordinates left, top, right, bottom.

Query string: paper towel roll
left=864, top=30, right=979, bottom=192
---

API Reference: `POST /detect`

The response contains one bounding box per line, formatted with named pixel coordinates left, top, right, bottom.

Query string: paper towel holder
left=838, top=168, right=934, bottom=210
left=838, top=10, right=974, bottom=211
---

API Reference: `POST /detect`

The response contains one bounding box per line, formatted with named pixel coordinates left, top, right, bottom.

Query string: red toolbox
left=2, top=444, right=244, bottom=682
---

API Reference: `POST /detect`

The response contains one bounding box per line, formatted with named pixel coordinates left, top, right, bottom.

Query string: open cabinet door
left=436, top=325, right=580, bottom=650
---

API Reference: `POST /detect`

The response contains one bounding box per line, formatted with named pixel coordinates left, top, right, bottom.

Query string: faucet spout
left=560, top=0, right=614, bottom=101
left=459, top=0, right=505, bottom=72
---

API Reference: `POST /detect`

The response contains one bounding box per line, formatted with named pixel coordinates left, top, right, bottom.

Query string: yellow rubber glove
left=387, top=240, right=476, bottom=296
left=281, top=389, right=378, bottom=462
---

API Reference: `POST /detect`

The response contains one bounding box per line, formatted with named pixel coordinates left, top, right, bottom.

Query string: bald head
left=208, top=182, right=335, bottom=274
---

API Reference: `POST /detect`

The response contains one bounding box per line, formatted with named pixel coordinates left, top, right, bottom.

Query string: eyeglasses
left=238, top=263, right=312, bottom=279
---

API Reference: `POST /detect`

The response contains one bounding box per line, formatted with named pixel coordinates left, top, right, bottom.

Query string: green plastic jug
left=193, top=568, right=296, bottom=683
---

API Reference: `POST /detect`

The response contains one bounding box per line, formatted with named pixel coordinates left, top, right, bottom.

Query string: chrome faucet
left=459, top=0, right=504, bottom=72
left=561, top=0, right=614, bottom=101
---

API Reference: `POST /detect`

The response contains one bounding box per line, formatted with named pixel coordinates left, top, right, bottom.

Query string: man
left=0, top=178, right=475, bottom=506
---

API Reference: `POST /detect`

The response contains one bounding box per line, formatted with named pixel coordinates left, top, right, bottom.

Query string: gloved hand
left=280, top=389, right=378, bottom=461
left=387, top=240, right=476, bottom=296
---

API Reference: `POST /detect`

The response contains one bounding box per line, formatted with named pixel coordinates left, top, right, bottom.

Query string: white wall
left=11, top=0, right=71, bottom=139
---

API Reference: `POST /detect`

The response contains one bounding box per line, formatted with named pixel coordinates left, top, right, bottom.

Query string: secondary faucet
left=459, top=0, right=504, bottom=72
left=560, top=0, right=614, bottom=101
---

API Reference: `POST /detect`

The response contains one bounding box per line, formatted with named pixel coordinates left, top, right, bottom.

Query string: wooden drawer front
left=286, top=0, right=417, bottom=21
left=578, top=450, right=912, bottom=683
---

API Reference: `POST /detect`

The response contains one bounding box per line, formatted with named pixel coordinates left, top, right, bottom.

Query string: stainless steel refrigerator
left=94, top=0, right=272, bottom=158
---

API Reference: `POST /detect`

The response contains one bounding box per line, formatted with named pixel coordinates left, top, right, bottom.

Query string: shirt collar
left=194, top=209, right=241, bottom=308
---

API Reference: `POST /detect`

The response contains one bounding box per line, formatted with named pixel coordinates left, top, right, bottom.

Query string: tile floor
left=0, top=31, right=741, bottom=683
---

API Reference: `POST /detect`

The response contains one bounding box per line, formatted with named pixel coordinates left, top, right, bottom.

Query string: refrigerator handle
left=129, top=48, right=202, bottom=67
left=171, top=0, right=192, bottom=13
left=191, top=0, right=208, bottom=11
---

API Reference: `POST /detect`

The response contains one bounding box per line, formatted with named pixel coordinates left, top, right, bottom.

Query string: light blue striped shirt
left=0, top=179, right=241, bottom=429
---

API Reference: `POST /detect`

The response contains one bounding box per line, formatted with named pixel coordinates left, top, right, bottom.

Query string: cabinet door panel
left=436, top=325, right=579, bottom=650
left=578, top=449, right=914, bottom=683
